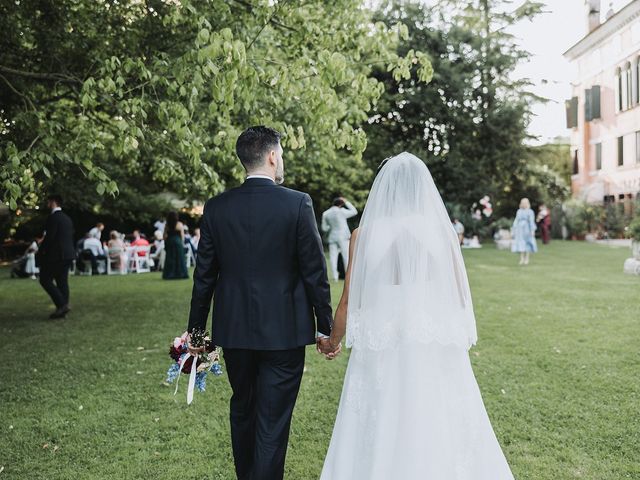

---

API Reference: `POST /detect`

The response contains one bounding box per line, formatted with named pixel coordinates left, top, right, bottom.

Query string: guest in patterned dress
left=511, top=198, right=537, bottom=265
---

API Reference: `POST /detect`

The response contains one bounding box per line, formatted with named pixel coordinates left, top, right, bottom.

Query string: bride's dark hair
left=377, top=156, right=393, bottom=173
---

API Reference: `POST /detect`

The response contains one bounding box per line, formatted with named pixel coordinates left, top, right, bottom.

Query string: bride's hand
left=325, top=343, right=341, bottom=360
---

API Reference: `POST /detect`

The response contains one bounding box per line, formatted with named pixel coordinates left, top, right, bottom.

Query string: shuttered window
left=596, top=143, right=602, bottom=170
left=573, top=150, right=579, bottom=174
left=616, top=67, right=622, bottom=112
left=622, top=67, right=629, bottom=110
left=585, top=86, right=601, bottom=121
left=636, top=132, right=640, bottom=164
left=566, top=97, right=578, bottom=128
left=618, top=136, right=624, bottom=166
left=626, top=63, right=633, bottom=109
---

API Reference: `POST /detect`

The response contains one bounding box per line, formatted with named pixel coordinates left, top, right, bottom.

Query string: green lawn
left=1, top=242, right=639, bottom=479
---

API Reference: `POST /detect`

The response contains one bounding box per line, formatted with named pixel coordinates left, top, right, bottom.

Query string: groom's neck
left=246, top=169, right=275, bottom=181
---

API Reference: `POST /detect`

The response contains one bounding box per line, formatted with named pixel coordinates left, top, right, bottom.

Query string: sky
left=411, top=0, right=631, bottom=143
left=509, top=0, right=630, bottom=143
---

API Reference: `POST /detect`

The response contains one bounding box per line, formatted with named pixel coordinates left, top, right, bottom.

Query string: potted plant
left=627, top=216, right=640, bottom=259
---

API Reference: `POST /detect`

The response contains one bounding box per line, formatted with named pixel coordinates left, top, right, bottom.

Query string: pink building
left=565, top=0, right=640, bottom=212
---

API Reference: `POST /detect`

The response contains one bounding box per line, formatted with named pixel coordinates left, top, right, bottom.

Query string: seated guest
left=82, top=234, right=107, bottom=274
left=11, top=237, right=40, bottom=279
left=107, top=230, right=125, bottom=271
left=130, top=229, right=150, bottom=256
left=88, top=222, right=105, bottom=240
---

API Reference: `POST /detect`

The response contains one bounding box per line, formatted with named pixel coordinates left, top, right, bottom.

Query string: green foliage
left=0, top=0, right=432, bottom=214
left=492, top=217, right=513, bottom=231
left=602, top=203, right=626, bottom=238
left=364, top=0, right=563, bottom=218
left=627, top=216, right=640, bottom=241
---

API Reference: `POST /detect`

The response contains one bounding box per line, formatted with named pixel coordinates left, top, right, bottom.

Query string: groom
left=187, top=126, right=338, bottom=480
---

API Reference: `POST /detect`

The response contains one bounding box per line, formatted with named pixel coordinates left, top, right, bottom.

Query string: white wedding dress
left=320, top=153, right=514, bottom=480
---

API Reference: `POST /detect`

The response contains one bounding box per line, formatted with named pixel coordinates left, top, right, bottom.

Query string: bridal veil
left=346, top=152, right=478, bottom=351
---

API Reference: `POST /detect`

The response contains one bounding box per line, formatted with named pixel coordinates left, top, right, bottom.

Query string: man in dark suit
left=187, top=126, right=339, bottom=480
left=38, top=194, right=75, bottom=319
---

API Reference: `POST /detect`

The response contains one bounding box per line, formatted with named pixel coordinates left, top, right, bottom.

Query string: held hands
left=316, top=336, right=342, bottom=360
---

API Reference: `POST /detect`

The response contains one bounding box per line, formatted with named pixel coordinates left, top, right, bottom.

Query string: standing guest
left=511, top=197, right=537, bottom=265
left=453, top=218, right=465, bottom=245
left=154, top=218, right=166, bottom=234
left=162, top=211, right=188, bottom=279
left=82, top=234, right=107, bottom=274
left=107, top=230, right=126, bottom=272
left=183, top=225, right=197, bottom=263
left=151, top=230, right=165, bottom=270
left=191, top=227, right=201, bottom=251
left=152, top=230, right=164, bottom=252
left=321, top=197, right=358, bottom=282
left=38, top=194, right=75, bottom=319
left=130, top=229, right=150, bottom=256
left=536, top=204, right=551, bottom=245
left=88, top=222, right=104, bottom=240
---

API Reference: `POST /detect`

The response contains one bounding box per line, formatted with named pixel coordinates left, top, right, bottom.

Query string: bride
left=320, top=153, right=514, bottom=479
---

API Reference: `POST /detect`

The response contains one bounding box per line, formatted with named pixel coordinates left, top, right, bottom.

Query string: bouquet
left=165, top=329, right=223, bottom=404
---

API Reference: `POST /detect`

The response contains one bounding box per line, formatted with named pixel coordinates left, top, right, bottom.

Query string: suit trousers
left=328, top=239, right=350, bottom=281
left=223, top=347, right=305, bottom=480
left=39, top=260, right=72, bottom=308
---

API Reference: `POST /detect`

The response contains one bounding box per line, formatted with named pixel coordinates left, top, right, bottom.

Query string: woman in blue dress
left=511, top=198, right=537, bottom=265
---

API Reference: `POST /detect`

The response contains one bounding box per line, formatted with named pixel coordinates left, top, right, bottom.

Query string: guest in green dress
left=162, top=211, right=189, bottom=280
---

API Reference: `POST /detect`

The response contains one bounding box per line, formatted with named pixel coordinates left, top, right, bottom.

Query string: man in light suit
left=321, top=197, right=358, bottom=281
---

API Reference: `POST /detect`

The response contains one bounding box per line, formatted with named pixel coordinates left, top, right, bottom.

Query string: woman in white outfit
left=320, top=153, right=514, bottom=480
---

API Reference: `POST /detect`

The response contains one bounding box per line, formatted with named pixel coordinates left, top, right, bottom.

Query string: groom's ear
left=267, top=149, right=278, bottom=166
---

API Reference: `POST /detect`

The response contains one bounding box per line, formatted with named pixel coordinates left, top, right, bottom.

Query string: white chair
left=127, top=246, right=151, bottom=273
left=105, top=246, right=127, bottom=275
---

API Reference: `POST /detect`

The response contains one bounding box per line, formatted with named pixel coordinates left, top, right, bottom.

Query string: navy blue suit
left=187, top=177, right=332, bottom=479
left=38, top=209, right=75, bottom=309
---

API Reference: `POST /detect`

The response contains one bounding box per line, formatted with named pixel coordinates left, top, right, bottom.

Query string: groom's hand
left=317, top=337, right=341, bottom=359
left=325, top=341, right=341, bottom=360
left=316, top=337, right=333, bottom=355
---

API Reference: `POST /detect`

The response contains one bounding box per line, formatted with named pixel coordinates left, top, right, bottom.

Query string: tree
left=0, top=0, right=432, bottom=214
left=365, top=0, right=547, bottom=217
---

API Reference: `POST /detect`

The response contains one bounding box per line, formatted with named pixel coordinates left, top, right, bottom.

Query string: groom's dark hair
left=236, top=126, right=282, bottom=171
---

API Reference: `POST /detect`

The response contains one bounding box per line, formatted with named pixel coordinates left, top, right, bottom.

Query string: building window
left=618, top=136, right=624, bottom=166
left=595, top=143, right=602, bottom=170
left=566, top=97, right=578, bottom=128
left=585, top=86, right=601, bottom=121
left=636, top=131, right=640, bottom=164
left=634, top=57, right=640, bottom=105
left=626, top=62, right=633, bottom=108
left=573, top=150, right=579, bottom=174
left=622, top=65, right=629, bottom=110
left=616, top=67, right=622, bottom=112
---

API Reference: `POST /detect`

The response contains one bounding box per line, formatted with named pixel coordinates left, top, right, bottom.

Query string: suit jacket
left=39, top=210, right=75, bottom=264
left=188, top=178, right=333, bottom=350
left=321, top=202, right=358, bottom=243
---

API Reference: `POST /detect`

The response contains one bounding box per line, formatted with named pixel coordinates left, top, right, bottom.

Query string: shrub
left=627, top=216, right=640, bottom=242
left=602, top=203, right=625, bottom=238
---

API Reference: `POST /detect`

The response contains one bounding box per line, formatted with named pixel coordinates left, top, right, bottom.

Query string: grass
left=1, top=241, right=639, bottom=479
